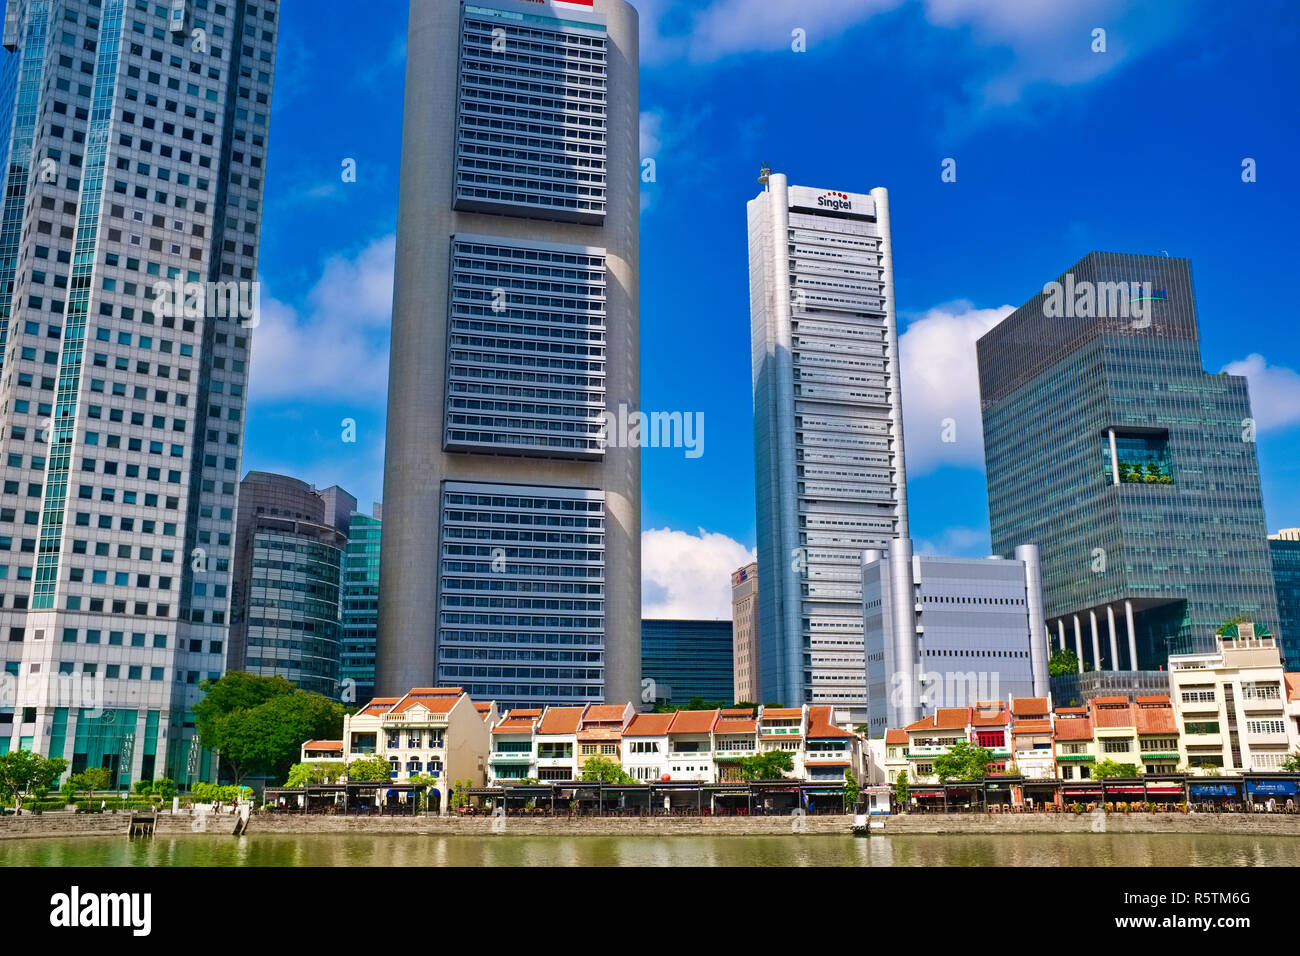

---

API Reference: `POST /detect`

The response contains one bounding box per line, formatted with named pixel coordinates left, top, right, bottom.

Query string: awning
left=1247, top=780, right=1298, bottom=796
left=1189, top=783, right=1240, bottom=797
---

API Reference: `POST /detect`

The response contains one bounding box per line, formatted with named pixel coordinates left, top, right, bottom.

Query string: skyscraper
left=748, top=173, right=908, bottom=724
left=341, top=503, right=381, bottom=704
left=0, top=0, right=278, bottom=783
left=1268, top=530, right=1300, bottom=668
left=640, top=618, right=734, bottom=707
left=378, top=0, right=640, bottom=710
left=730, top=561, right=758, bottom=703
left=229, top=473, right=345, bottom=699
left=978, top=252, right=1281, bottom=671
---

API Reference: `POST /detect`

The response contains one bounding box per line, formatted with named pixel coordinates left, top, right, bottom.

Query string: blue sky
left=245, top=0, right=1300, bottom=619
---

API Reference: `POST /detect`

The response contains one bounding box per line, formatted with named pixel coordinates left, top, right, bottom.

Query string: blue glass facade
left=1269, top=537, right=1300, bottom=668
left=978, top=253, right=1280, bottom=669
left=641, top=619, right=735, bottom=706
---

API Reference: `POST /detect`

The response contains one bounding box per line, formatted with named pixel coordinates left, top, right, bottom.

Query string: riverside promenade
left=5, top=810, right=1300, bottom=840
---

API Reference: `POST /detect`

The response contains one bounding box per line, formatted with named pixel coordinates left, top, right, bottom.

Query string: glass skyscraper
left=341, top=505, right=380, bottom=704
left=748, top=173, right=908, bottom=725
left=0, top=0, right=277, bottom=784
left=378, top=0, right=641, bottom=710
left=978, top=252, right=1280, bottom=671
left=640, top=619, right=735, bottom=707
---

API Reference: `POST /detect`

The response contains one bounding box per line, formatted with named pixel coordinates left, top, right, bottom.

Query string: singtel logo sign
left=817, top=191, right=853, bottom=212
left=49, top=886, right=151, bottom=936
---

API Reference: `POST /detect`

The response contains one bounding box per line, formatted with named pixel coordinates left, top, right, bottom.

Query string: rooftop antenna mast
left=758, top=161, right=771, bottom=190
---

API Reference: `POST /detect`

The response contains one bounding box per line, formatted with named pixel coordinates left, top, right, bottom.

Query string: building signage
left=787, top=185, right=874, bottom=218
left=1188, top=783, right=1239, bottom=797
left=1246, top=780, right=1298, bottom=796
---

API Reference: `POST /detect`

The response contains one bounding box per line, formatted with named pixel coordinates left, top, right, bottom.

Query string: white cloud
left=642, top=527, right=755, bottom=620
left=898, top=300, right=1012, bottom=475
left=1221, top=354, right=1300, bottom=431
left=248, top=234, right=395, bottom=403
left=634, top=0, right=1191, bottom=110
left=914, top=525, right=989, bottom=558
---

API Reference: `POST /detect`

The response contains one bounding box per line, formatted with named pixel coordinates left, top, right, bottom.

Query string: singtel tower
left=378, top=0, right=640, bottom=709
left=748, top=174, right=909, bottom=725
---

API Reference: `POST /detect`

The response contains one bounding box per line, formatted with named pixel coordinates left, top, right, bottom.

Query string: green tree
left=72, top=767, right=112, bottom=801
left=407, top=774, right=439, bottom=813
left=843, top=769, right=859, bottom=808
left=1048, top=647, right=1079, bottom=677
left=192, top=672, right=345, bottom=786
left=894, top=770, right=909, bottom=810
left=345, top=755, right=393, bottom=782
left=579, top=755, right=637, bottom=785
left=0, top=751, right=68, bottom=811
left=153, top=777, right=177, bottom=801
left=284, top=762, right=341, bottom=788
left=1092, top=759, right=1140, bottom=779
left=737, top=750, right=794, bottom=781
left=1282, top=753, right=1300, bottom=773
left=931, top=742, right=994, bottom=782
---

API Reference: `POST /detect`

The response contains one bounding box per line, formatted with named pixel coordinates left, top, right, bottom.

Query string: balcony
left=491, top=752, right=533, bottom=763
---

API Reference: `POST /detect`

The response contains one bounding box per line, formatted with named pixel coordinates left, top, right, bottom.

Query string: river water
left=2, top=832, right=1298, bottom=866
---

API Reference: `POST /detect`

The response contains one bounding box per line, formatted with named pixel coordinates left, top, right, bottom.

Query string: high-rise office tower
left=730, top=561, right=758, bottom=703
left=229, top=473, right=345, bottom=699
left=748, top=173, right=908, bottom=724
left=978, top=252, right=1281, bottom=671
left=1268, top=530, right=1300, bottom=668
left=0, top=1, right=278, bottom=783
left=378, top=0, right=640, bottom=710
left=341, top=502, right=381, bottom=703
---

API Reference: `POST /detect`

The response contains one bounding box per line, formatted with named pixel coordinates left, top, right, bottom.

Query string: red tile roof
left=406, top=687, right=463, bottom=696
left=807, top=705, right=856, bottom=739
left=537, top=707, right=585, bottom=735
left=1092, top=696, right=1130, bottom=706
left=303, top=740, right=342, bottom=751
left=390, top=692, right=459, bottom=715
left=356, top=697, right=400, bottom=717
left=1055, top=706, right=1086, bottom=715
left=1090, top=701, right=1136, bottom=729
left=802, top=760, right=851, bottom=768
left=668, top=709, right=719, bottom=735
left=624, top=713, right=674, bottom=737
left=720, top=708, right=756, bottom=718
left=1285, top=673, right=1299, bottom=703
left=884, top=729, right=908, bottom=745
left=474, top=702, right=492, bottom=720
left=971, top=704, right=1009, bottom=727
left=492, top=717, right=538, bottom=735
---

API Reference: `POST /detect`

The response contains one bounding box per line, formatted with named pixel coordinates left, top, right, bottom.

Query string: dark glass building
left=641, top=619, right=735, bottom=706
left=977, top=252, right=1280, bottom=671
left=1269, top=533, right=1300, bottom=668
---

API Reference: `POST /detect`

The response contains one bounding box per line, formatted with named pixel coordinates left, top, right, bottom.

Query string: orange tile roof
left=760, top=708, right=803, bottom=720
left=492, top=717, right=538, bottom=735
left=505, top=708, right=543, bottom=719
left=474, top=702, right=492, bottom=720
left=1135, top=701, right=1177, bottom=735
left=1090, top=701, right=1136, bottom=729
left=624, top=713, right=674, bottom=737
left=720, top=708, right=756, bottom=718
left=802, top=760, right=851, bottom=768
left=1011, top=697, right=1048, bottom=716
left=390, top=692, right=459, bottom=715
left=1092, top=696, right=1130, bottom=706
left=668, top=709, right=719, bottom=734
left=884, top=729, right=908, bottom=745
left=576, top=727, right=622, bottom=742
left=1055, top=706, right=1086, bottom=715
left=714, top=718, right=757, bottom=735
left=1054, top=716, right=1093, bottom=741
left=1011, top=720, right=1053, bottom=735
left=303, top=740, right=342, bottom=751
left=406, top=687, right=463, bottom=696
left=537, top=707, right=585, bottom=735
left=582, top=704, right=628, bottom=724
left=807, top=706, right=855, bottom=738
left=971, top=704, right=1009, bottom=727
left=357, top=697, right=399, bottom=717
left=1286, top=673, right=1300, bottom=702
left=1135, top=695, right=1169, bottom=705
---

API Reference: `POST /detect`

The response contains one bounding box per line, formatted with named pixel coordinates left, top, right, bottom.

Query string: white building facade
left=749, top=175, right=908, bottom=725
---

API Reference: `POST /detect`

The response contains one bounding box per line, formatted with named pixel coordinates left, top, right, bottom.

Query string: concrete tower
left=378, top=0, right=640, bottom=710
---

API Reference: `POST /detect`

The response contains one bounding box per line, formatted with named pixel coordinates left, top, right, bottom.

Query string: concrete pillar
left=1057, top=618, right=1066, bottom=651
left=1106, top=604, right=1120, bottom=671
left=1124, top=599, right=1139, bottom=671
left=1073, top=615, right=1084, bottom=674
left=1017, top=544, right=1049, bottom=699
left=1089, top=609, right=1101, bottom=671
left=1108, top=428, right=1120, bottom=486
